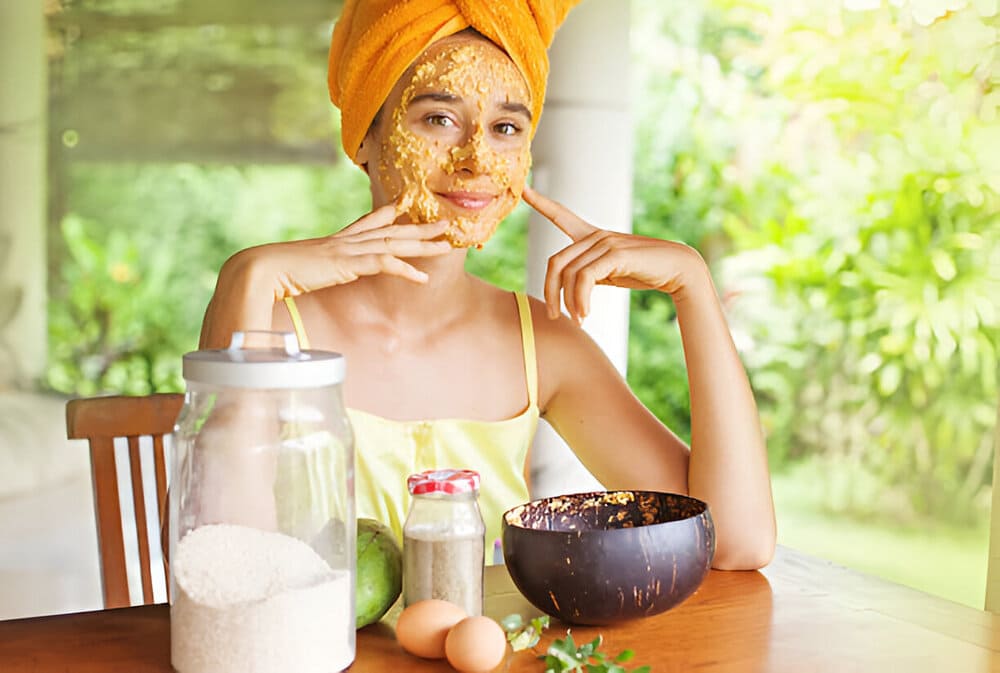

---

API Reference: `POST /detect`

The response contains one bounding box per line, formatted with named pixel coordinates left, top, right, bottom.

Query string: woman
left=201, top=0, right=776, bottom=570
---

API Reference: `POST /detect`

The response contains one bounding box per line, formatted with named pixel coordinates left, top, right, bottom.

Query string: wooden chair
left=65, top=393, right=183, bottom=609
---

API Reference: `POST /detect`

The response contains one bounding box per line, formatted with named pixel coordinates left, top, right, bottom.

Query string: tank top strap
left=283, top=296, right=312, bottom=350
left=513, top=292, right=538, bottom=408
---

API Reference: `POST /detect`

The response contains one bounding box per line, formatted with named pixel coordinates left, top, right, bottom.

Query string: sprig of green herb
left=501, top=613, right=551, bottom=651
left=542, top=632, right=650, bottom=673
left=501, top=614, right=651, bottom=672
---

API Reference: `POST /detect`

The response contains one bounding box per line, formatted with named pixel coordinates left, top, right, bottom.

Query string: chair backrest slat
left=127, top=435, right=155, bottom=605
left=153, top=435, right=168, bottom=513
left=86, top=434, right=130, bottom=609
left=152, top=435, right=171, bottom=603
left=66, top=394, right=184, bottom=609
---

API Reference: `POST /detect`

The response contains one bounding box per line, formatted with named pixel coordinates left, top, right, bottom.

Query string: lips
left=437, top=191, right=496, bottom=211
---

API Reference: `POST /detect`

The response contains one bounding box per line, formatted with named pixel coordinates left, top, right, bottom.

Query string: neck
left=352, top=248, right=479, bottom=329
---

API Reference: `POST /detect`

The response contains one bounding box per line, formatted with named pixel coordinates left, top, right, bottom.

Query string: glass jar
left=402, top=469, right=485, bottom=616
left=169, top=331, right=355, bottom=673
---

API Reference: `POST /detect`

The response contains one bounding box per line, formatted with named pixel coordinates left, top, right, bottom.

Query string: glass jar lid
left=407, top=469, right=481, bottom=495
left=182, top=331, right=345, bottom=389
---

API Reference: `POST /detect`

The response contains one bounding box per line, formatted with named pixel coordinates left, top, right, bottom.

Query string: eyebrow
left=408, top=93, right=532, bottom=121
left=409, top=92, right=461, bottom=105
left=500, top=102, right=532, bottom=121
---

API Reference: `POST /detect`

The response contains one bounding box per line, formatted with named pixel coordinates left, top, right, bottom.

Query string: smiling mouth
left=438, top=191, right=496, bottom=211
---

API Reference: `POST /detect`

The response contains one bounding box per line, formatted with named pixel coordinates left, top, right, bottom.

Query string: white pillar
left=527, top=0, right=632, bottom=497
left=0, top=2, right=47, bottom=386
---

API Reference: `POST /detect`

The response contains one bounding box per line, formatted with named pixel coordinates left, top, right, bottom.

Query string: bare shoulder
left=522, top=293, right=583, bottom=346
left=522, top=294, right=624, bottom=411
left=522, top=293, right=609, bottom=352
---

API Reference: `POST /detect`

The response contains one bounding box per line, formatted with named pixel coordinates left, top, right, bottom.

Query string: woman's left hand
left=523, top=186, right=709, bottom=322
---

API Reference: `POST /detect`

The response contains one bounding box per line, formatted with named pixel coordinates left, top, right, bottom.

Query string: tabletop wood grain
left=1, top=546, right=998, bottom=672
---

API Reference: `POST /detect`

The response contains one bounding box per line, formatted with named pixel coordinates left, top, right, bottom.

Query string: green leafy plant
left=542, top=632, right=649, bottom=673
left=501, top=614, right=651, bottom=673
left=630, top=0, right=999, bottom=524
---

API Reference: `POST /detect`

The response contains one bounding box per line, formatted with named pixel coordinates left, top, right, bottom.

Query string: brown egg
left=395, top=599, right=467, bottom=659
left=444, top=616, right=508, bottom=673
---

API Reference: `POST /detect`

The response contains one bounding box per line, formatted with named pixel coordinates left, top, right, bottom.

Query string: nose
left=449, top=125, right=488, bottom=174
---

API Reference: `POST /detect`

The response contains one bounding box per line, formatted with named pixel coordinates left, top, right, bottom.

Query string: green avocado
left=355, top=518, right=403, bottom=628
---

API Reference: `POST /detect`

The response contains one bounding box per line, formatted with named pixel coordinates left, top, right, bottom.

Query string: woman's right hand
left=200, top=203, right=452, bottom=347
left=237, top=203, right=452, bottom=300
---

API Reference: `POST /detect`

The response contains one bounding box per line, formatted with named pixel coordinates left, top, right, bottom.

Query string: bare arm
left=200, top=249, right=279, bottom=348
left=540, top=307, right=690, bottom=495
left=674, top=269, right=775, bottom=569
left=525, top=186, right=776, bottom=570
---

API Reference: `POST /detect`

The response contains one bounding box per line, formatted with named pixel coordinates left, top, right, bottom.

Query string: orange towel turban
left=328, top=0, right=582, bottom=163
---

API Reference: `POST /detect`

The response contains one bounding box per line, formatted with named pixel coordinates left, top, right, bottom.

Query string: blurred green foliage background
left=630, top=0, right=999, bottom=529
left=43, top=0, right=998, bottom=603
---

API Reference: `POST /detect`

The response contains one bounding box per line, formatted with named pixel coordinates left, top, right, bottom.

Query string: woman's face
left=358, top=33, right=533, bottom=248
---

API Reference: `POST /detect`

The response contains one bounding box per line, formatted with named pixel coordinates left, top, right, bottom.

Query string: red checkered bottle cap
left=407, top=469, right=481, bottom=496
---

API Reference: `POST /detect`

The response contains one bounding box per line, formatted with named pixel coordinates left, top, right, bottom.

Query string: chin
left=442, top=198, right=517, bottom=248
left=444, top=219, right=499, bottom=249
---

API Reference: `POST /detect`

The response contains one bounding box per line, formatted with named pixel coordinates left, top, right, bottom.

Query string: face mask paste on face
left=376, top=41, right=532, bottom=248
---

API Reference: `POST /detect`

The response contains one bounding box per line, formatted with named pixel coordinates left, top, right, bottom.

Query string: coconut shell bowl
left=501, top=490, right=715, bottom=626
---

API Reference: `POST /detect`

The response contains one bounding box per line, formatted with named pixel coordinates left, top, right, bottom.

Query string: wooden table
left=2, top=546, right=999, bottom=672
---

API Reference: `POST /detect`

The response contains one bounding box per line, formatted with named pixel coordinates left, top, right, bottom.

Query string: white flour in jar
left=171, top=524, right=352, bottom=673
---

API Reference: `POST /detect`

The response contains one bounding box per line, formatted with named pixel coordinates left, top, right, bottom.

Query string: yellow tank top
left=283, top=292, right=538, bottom=555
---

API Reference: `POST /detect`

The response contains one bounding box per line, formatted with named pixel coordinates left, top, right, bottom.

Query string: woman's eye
left=493, top=121, right=521, bottom=136
left=426, top=114, right=456, bottom=128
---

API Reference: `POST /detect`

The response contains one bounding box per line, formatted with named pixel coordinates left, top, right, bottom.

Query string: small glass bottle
left=402, top=469, right=485, bottom=616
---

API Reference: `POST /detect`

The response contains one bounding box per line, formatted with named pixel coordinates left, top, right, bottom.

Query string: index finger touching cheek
left=523, top=186, right=596, bottom=242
